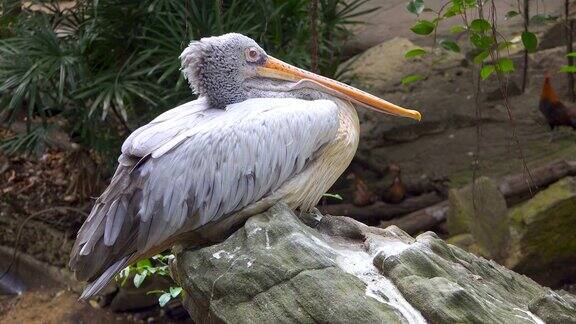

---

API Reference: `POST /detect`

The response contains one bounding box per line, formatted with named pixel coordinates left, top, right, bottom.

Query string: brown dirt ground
left=364, top=46, right=576, bottom=188
left=0, top=290, right=132, bottom=324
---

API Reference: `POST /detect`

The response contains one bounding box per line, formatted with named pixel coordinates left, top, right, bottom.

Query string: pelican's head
left=180, top=33, right=421, bottom=121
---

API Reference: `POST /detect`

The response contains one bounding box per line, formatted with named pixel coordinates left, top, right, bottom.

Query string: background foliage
left=0, top=0, right=374, bottom=168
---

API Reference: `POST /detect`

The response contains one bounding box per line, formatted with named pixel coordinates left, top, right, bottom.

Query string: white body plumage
left=72, top=96, right=359, bottom=298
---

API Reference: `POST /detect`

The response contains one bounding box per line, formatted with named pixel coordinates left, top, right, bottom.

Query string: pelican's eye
left=245, top=47, right=259, bottom=63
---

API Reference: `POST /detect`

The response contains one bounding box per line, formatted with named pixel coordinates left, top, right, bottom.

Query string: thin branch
left=521, top=0, right=529, bottom=92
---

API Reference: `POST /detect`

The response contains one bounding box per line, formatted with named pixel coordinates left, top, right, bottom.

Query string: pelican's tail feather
left=79, top=255, right=131, bottom=300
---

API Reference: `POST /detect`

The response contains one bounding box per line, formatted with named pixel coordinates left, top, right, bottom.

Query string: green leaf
left=567, top=52, right=576, bottom=58
left=406, top=0, right=425, bottom=16
left=470, top=33, right=494, bottom=50
left=443, top=3, right=461, bottom=18
left=322, top=193, right=343, bottom=200
left=411, top=20, right=435, bottom=35
left=159, top=293, right=172, bottom=307
left=473, top=50, right=490, bottom=65
left=404, top=48, right=427, bottom=58
left=560, top=65, right=576, bottom=73
left=480, top=65, right=495, bottom=80
left=450, top=25, right=466, bottom=34
left=136, top=259, right=152, bottom=269
left=402, top=74, right=424, bottom=85
left=505, top=10, right=519, bottom=19
left=496, top=58, right=515, bottom=73
left=470, top=19, right=491, bottom=32
left=119, top=267, right=131, bottom=279
left=521, top=31, right=538, bottom=53
left=170, top=286, right=183, bottom=298
left=133, top=271, right=147, bottom=288
left=439, top=39, right=460, bottom=53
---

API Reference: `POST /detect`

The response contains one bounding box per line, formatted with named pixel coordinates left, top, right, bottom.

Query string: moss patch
left=507, top=177, right=576, bottom=286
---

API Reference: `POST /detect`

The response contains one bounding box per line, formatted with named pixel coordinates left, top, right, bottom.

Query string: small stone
left=89, top=299, right=101, bottom=309
left=63, top=195, right=77, bottom=202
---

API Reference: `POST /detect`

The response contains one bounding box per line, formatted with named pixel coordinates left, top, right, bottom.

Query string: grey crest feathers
left=180, top=33, right=266, bottom=109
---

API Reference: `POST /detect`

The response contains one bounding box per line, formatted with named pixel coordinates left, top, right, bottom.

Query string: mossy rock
left=446, top=233, right=485, bottom=256
left=507, top=177, right=576, bottom=287
left=173, top=203, right=576, bottom=323
left=172, top=204, right=405, bottom=323
left=529, top=291, right=576, bottom=323
left=447, top=176, right=510, bottom=261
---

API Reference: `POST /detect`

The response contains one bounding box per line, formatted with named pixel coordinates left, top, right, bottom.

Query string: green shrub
left=0, top=0, right=375, bottom=167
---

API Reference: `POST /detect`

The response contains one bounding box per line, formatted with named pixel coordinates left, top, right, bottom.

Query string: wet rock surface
left=173, top=203, right=576, bottom=323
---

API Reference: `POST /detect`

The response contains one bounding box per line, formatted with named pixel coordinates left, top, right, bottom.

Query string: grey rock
left=173, top=203, right=576, bottom=323
left=529, top=292, right=576, bottom=324
left=376, top=232, right=549, bottom=323
left=172, top=205, right=409, bottom=323
left=485, top=80, right=522, bottom=101
left=342, top=38, right=463, bottom=93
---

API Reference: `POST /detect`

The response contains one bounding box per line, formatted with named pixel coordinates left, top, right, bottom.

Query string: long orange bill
left=257, top=56, right=421, bottom=121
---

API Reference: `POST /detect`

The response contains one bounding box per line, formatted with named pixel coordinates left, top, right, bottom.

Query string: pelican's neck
left=289, top=99, right=360, bottom=211
left=336, top=99, right=360, bottom=146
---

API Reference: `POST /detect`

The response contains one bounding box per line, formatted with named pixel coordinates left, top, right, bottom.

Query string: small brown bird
left=346, top=172, right=377, bottom=207
left=539, top=74, right=576, bottom=130
left=382, top=164, right=406, bottom=204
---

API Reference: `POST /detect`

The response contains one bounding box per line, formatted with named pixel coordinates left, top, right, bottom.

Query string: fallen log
left=335, top=177, right=448, bottom=205
left=498, top=160, right=576, bottom=205
left=378, top=201, right=449, bottom=235
left=380, top=159, right=576, bottom=234
left=318, top=192, right=443, bottom=223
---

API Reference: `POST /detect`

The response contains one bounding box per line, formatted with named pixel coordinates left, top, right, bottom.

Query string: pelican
left=70, top=33, right=421, bottom=299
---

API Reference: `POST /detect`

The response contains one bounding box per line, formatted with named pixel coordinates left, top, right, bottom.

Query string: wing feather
left=70, top=97, right=339, bottom=297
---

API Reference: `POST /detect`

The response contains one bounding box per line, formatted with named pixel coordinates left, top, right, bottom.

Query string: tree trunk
left=379, top=200, right=449, bottom=235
